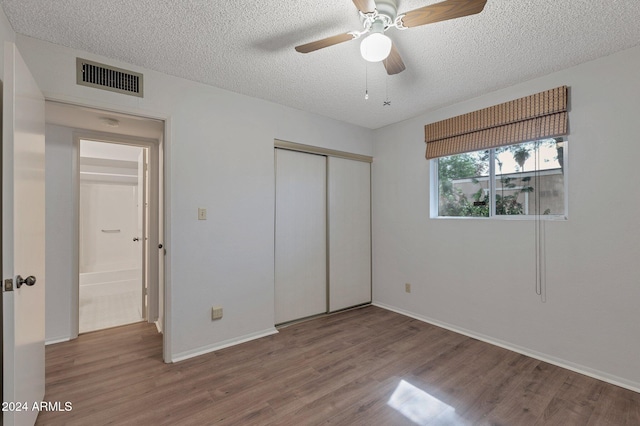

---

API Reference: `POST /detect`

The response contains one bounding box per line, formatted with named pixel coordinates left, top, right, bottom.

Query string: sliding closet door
left=274, top=149, right=327, bottom=324
left=328, top=157, right=371, bottom=312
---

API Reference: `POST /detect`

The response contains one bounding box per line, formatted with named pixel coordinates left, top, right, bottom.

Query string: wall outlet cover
left=211, top=306, right=223, bottom=320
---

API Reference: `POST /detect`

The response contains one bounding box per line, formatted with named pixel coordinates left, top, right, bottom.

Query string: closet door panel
left=328, top=157, right=371, bottom=312
left=274, top=149, right=327, bottom=324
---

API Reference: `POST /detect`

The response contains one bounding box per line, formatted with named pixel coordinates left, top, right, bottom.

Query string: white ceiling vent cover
left=76, top=58, right=143, bottom=97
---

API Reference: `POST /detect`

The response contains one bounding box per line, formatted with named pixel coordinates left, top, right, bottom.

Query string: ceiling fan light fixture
left=360, top=32, right=392, bottom=62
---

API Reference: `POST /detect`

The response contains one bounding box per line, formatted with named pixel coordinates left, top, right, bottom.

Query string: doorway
left=44, top=101, right=164, bottom=346
left=78, top=139, right=147, bottom=333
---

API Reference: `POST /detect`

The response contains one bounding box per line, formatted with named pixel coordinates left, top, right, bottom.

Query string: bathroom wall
left=79, top=182, right=138, bottom=273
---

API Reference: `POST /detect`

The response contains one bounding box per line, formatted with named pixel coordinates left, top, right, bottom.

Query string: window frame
left=430, top=140, right=568, bottom=220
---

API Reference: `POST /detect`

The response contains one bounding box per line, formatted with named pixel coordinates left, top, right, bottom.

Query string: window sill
left=431, top=215, right=568, bottom=221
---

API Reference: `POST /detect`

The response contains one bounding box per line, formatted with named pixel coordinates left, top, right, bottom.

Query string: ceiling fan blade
left=295, top=33, right=355, bottom=53
left=353, top=0, right=377, bottom=14
left=383, top=42, right=406, bottom=75
left=400, top=0, right=487, bottom=28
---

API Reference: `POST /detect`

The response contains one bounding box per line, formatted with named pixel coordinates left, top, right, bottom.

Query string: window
left=433, top=138, right=566, bottom=219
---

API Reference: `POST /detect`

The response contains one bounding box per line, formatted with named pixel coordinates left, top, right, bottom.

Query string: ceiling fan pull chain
left=384, top=76, right=391, bottom=106
left=365, top=62, right=369, bottom=100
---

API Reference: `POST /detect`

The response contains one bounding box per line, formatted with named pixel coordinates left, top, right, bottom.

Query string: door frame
left=44, top=95, right=172, bottom=362
left=73, top=131, right=161, bottom=337
left=0, top=79, right=3, bottom=417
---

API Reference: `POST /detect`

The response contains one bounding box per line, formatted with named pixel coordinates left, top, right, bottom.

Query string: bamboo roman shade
left=425, top=86, right=568, bottom=159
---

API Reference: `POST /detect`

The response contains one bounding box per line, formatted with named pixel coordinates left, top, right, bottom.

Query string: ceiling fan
left=295, top=0, right=487, bottom=75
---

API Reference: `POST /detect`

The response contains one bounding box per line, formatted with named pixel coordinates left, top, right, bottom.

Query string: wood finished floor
left=37, top=306, right=640, bottom=425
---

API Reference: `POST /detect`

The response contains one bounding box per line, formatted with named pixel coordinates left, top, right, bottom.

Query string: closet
left=274, top=144, right=371, bottom=325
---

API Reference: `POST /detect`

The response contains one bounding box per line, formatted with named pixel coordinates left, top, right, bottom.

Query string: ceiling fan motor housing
left=375, top=0, right=398, bottom=28
left=359, top=0, right=398, bottom=31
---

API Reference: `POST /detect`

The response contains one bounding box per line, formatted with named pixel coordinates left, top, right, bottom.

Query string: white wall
left=372, top=45, right=640, bottom=391
left=79, top=141, right=141, bottom=275
left=0, top=5, right=15, bottom=79
left=44, top=124, right=76, bottom=343
left=19, top=35, right=374, bottom=359
left=79, top=183, right=138, bottom=273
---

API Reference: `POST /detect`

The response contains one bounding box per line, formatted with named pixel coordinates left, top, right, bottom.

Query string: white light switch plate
left=198, top=208, right=207, bottom=220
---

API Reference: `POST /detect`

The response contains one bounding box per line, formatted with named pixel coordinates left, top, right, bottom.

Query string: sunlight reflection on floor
left=387, top=379, right=468, bottom=425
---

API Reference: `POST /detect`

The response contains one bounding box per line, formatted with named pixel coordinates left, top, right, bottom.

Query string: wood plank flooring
left=37, top=306, right=640, bottom=425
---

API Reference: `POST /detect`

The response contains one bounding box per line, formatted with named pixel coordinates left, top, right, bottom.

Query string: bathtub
left=80, top=268, right=141, bottom=287
left=79, top=268, right=144, bottom=333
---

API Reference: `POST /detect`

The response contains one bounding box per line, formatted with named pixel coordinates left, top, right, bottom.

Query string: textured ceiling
left=2, top=0, right=640, bottom=129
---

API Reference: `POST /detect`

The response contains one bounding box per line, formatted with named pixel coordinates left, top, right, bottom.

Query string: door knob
left=16, top=275, right=36, bottom=289
left=133, top=237, right=140, bottom=242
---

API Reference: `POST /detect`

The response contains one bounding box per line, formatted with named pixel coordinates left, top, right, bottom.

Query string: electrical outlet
left=405, top=283, right=411, bottom=293
left=198, top=208, right=207, bottom=220
left=211, top=306, right=223, bottom=320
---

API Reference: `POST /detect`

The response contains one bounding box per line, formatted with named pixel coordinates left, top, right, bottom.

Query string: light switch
left=198, top=208, right=207, bottom=220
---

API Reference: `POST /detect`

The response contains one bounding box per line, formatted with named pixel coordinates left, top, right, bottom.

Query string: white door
left=2, top=42, right=46, bottom=426
left=274, top=149, right=327, bottom=324
left=328, top=157, right=371, bottom=312
left=137, top=149, right=147, bottom=319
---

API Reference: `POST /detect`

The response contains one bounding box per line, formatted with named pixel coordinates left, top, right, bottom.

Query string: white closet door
left=275, top=149, right=327, bottom=324
left=328, top=157, right=371, bottom=312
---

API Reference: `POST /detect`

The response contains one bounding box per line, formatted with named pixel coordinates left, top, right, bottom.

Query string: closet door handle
left=133, top=237, right=140, bottom=242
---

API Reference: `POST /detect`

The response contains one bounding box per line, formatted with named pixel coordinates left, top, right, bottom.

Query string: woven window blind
left=425, top=86, right=568, bottom=159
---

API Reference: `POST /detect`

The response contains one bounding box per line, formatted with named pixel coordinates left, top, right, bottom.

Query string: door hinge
left=4, top=278, right=14, bottom=292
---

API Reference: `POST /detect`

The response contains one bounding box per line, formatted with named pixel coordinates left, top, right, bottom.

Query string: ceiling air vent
left=76, top=58, right=143, bottom=97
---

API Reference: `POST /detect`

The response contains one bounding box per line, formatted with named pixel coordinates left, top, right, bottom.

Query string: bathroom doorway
left=79, top=140, right=148, bottom=333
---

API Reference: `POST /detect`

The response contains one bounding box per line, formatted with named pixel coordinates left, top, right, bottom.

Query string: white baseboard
left=171, top=327, right=279, bottom=363
left=45, top=336, right=71, bottom=345
left=373, top=301, right=640, bottom=394
left=155, top=320, right=163, bottom=334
